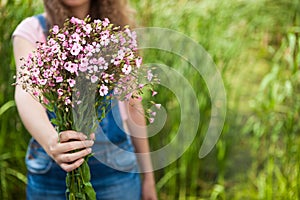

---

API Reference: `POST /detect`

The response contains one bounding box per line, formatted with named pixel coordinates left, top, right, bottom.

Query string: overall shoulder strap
left=35, top=14, right=49, bottom=37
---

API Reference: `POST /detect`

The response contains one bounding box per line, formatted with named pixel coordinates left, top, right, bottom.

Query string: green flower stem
left=52, top=109, right=96, bottom=200
left=66, top=159, right=96, bottom=200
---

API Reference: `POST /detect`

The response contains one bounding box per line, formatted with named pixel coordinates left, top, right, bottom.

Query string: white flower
left=70, top=43, right=82, bottom=56
left=147, top=70, right=153, bottom=81
left=91, top=75, right=98, bottom=83
left=99, top=84, right=109, bottom=96
left=67, top=79, right=76, bottom=87
left=122, top=64, right=132, bottom=75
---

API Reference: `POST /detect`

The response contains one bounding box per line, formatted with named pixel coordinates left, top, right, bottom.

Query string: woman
left=12, top=0, right=157, bottom=199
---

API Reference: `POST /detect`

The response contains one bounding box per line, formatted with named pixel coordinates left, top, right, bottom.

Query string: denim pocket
left=110, top=143, right=138, bottom=172
left=25, top=138, right=53, bottom=174
left=93, top=142, right=139, bottom=173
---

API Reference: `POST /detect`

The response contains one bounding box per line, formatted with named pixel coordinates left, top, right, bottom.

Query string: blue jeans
left=26, top=156, right=141, bottom=200
left=26, top=101, right=141, bottom=199
left=26, top=139, right=141, bottom=200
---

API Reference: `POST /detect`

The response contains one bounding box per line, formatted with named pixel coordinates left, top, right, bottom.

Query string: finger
left=57, top=148, right=92, bottom=164
left=58, top=140, right=94, bottom=153
left=90, top=133, right=95, bottom=141
left=59, top=130, right=87, bottom=143
left=60, top=158, right=85, bottom=172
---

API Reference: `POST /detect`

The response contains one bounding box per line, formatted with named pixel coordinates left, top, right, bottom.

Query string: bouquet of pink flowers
left=15, top=16, right=158, bottom=200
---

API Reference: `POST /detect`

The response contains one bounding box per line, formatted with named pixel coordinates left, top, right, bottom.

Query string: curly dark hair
left=43, top=0, right=136, bottom=28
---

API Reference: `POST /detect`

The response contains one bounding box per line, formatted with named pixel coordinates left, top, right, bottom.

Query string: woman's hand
left=142, top=172, right=158, bottom=200
left=46, top=130, right=94, bottom=172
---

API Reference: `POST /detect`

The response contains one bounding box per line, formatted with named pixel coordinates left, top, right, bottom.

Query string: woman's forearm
left=13, top=36, right=58, bottom=152
left=13, top=36, right=93, bottom=172
left=126, top=99, right=155, bottom=180
left=15, top=86, right=58, bottom=151
left=126, top=99, right=157, bottom=199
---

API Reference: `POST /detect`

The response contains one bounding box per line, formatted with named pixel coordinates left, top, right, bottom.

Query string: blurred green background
left=1, top=0, right=300, bottom=199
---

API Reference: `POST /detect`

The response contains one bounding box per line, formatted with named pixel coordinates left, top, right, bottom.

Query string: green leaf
left=44, top=103, right=54, bottom=112
left=81, top=161, right=91, bottom=183
left=0, top=100, right=15, bottom=116
left=69, top=193, right=75, bottom=200
left=66, top=173, right=70, bottom=187
left=50, top=118, right=59, bottom=126
left=84, top=183, right=96, bottom=200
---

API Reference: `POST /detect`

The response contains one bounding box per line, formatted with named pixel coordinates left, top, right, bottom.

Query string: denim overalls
left=25, top=15, right=141, bottom=200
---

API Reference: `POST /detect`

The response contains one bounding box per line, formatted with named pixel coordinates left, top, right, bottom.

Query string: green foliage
left=0, top=0, right=43, bottom=199
left=130, top=0, right=300, bottom=199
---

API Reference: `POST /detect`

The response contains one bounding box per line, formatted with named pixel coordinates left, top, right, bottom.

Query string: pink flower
left=139, top=84, right=145, bottom=89
left=67, top=79, right=76, bottom=87
left=26, top=56, right=33, bottom=66
left=101, top=30, right=110, bottom=39
left=43, top=71, right=49, bottom=79
left=70, top=43, right=82, bottom=56
left=64, top=97, right=71, bottom=105
left=102, top=18, right=110, bottom=27
left=119, top=36, right=126, bottom=45
left=149, top=118, right=154, bottom=124
left=38, top=79, right=47, bottom=85
left=51, top=44, right=60, bottom=54
left=37, top=58, right=44, bottom=67
left=135, top=57, right=142, bottom=68
left=99, top=84, right=108, bottom=96
left=43, top=98, right=49, bottom=105
left=31, top=68, right=40, bottom=77
left=84, top=24, right=92, bottom=34
left=136, top=95, right=142, bottom=101
left=47, top=38, right=56, bottom=46
left=57, top=88, right=63, bottom=96
left=57, top=34, right=66, bottom=41
left=70, top=17, right=84, bottom=25
left=113, top=87, right=121, bottom=95
left=52, top=25, right=59, bottom=34
left=109, top=74, right=115, bottom=81
left=100, top=38, right=109, bottom=46
left=112, top=58, right=121, bottom=66
left=51, top=59, right=59, bottom=68
left=155, top=104, right=161, bottom=109
left=91, top=75, right=98, bottom=83
left=89, top=58, right=98, bottom=65
left=62, top=40, right=68, bottom=48
left=147, top=70, right=153, bottom=81
left=152, top=91, right=158, bottom=96
left=48, top=81, right=55, bottom=87
left=71, top=33, right=80, bottom=42
left=122, top=64, right=132, bottom=75
left=117, top=49, right=125, bottom=60
left=79, top=64, right=87, bottom=72
left=61, top=53, right=67, bottom=60
left=100, top=63, right=108, bottom=70
left=97, top=57, right=105, bottom=65
left=102, top=73, right=109, bottom=83
left=55, top=76, right=63, bottom=83
left=64, top=62, right=78, bottom=74
left=33, top=91, right=39, bottom=97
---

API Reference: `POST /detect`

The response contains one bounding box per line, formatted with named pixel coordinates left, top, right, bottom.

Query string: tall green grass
left=130, top=0, right=300, bottom=199
left=0, top=1, right=43, bottom=199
